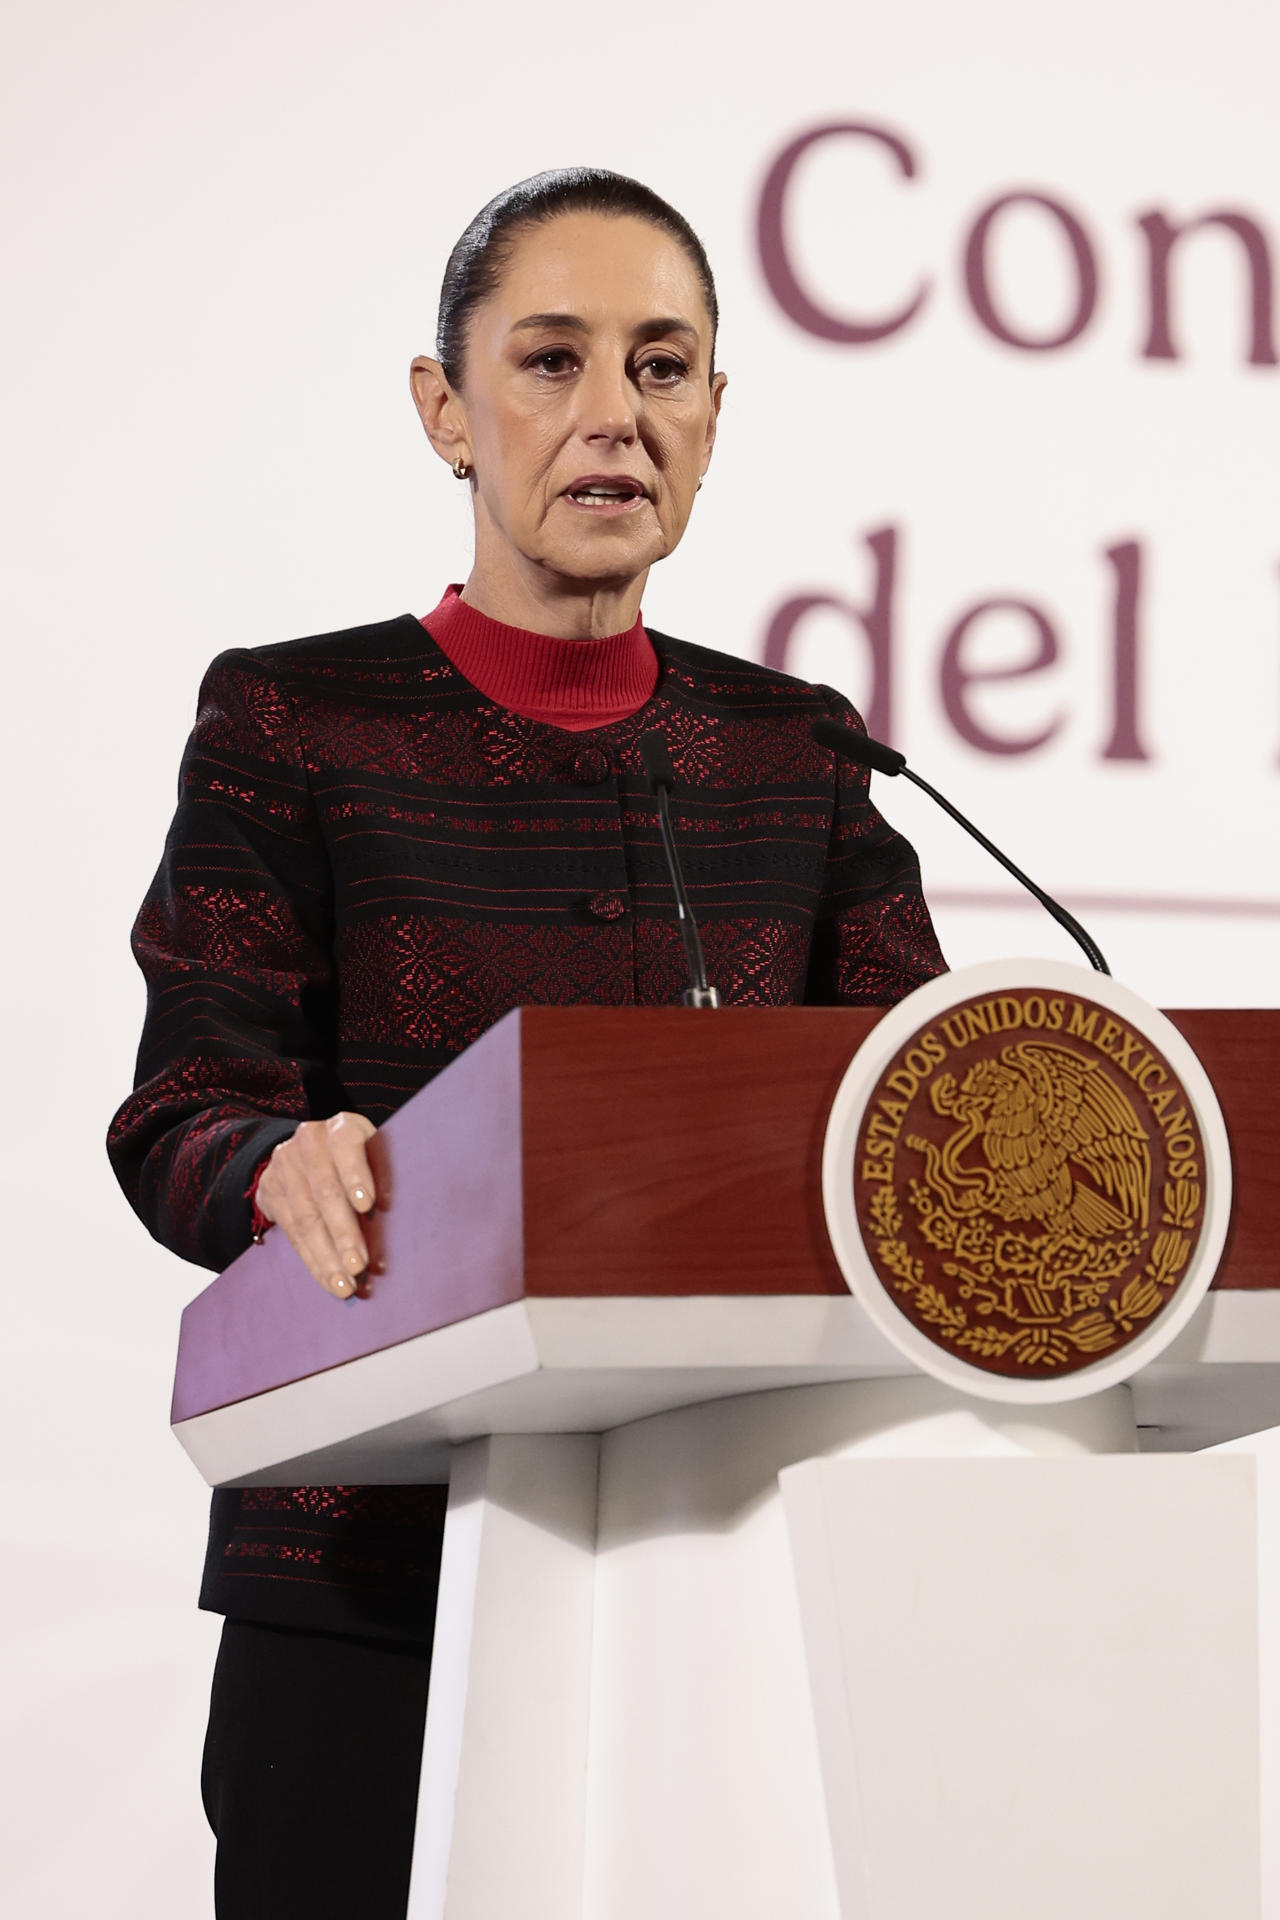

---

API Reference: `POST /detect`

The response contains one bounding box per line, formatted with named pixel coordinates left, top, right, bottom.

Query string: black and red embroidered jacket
left=108, top=613, right=945, bottom=1640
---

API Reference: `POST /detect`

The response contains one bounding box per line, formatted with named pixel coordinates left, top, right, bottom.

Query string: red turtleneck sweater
left=421, top=586, right=658, bottom=730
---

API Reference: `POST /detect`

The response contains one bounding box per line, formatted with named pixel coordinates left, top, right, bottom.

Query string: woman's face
left=414, top=212, right=725, bottom=598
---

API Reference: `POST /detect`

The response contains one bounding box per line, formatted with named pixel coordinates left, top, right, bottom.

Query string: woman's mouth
left=563, top=478, right=648, bottom=514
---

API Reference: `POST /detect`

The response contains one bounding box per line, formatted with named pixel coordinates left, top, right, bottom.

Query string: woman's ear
left=701, top=370, right=728, bottom=477
left=409, top=356, right=472, bottom=471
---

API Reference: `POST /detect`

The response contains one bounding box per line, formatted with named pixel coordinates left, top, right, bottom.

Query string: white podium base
left=406, top=1379, right=1260, bottom=1920
left=783, top=1452, right=1258, bottom=1919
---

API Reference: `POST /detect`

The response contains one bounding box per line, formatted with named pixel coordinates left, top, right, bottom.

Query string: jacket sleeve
left=804, top=687, right=947, bottom=1006
left=107, top=650, right=342, bottom=1271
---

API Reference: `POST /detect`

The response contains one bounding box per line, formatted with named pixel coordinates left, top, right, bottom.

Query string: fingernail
left=353, top=1186, right=372, bottom=1209
left=332, top=1273, right=350, bottom=1296
left=345, top=1249, right=364, bottom=1272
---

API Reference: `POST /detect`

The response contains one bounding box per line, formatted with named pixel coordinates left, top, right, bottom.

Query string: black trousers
left=201, top=1619, right=433, bottom=1920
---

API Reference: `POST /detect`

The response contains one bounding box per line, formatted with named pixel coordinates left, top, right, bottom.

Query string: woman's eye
left=529, top=349, right=578, bottom=375
left=639, top=354, right=689, bottom=384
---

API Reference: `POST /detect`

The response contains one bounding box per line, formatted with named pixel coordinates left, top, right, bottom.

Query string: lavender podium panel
left=170, top=1012, right=526, bottom=1424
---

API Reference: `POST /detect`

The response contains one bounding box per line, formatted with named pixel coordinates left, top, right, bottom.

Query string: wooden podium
left=172, top=1006, right=1280, bottom=1920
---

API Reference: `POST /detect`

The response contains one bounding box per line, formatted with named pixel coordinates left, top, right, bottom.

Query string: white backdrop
left=3, top=1, right=1277, bottom=1913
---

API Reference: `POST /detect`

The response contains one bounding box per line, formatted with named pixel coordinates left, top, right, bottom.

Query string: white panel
left=1202, top=1423, right=1280, bottom=1920
left=408, top=1435, right=599, bottom=1920
left=407, top=1441, right=489, bottom=1919
left=584, top=1389, right=848, bottom=1920
left=783, top=1455, right=1260, bottom=1920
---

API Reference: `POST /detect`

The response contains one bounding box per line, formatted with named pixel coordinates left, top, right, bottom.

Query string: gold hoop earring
left=452, top=455, right=471, bottom=481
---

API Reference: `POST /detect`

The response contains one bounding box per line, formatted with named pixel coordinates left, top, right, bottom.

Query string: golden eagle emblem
left=855, top=1003, right=1206, bottom=1376
left=909, top=1040, right=1151, bottom=1321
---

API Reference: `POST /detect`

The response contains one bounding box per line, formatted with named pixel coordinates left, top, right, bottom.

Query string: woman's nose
left=575, top=355, right=637, bottom=443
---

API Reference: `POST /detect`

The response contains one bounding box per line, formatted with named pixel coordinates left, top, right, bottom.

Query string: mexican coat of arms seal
left=822, top=960, right=1232, bottom=1402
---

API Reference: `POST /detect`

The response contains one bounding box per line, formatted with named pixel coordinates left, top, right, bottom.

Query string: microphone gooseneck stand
left=638, top=731, right=721, bottom=1008
left=810, top=716, right=1111, bottom=976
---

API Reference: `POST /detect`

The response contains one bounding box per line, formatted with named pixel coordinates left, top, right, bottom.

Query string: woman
left=108, top=167, right=944, bottom=1917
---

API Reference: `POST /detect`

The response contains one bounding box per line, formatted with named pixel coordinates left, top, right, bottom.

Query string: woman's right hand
left=253, top=1112, right=378, bottom=1299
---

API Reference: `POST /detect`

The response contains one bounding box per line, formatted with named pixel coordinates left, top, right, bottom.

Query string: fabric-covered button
left=587, top=890, right=628, bottom=920
left=571, top=746, right=612, bottom=785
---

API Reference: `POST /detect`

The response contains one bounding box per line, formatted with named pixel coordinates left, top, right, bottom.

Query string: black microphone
left=638, top=731, right=720, bottom=1008
left=811, top=716, right=1111, bottom=975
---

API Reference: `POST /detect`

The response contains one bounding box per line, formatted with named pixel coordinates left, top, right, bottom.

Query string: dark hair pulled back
left=436, top=168, right=719, bottom=388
